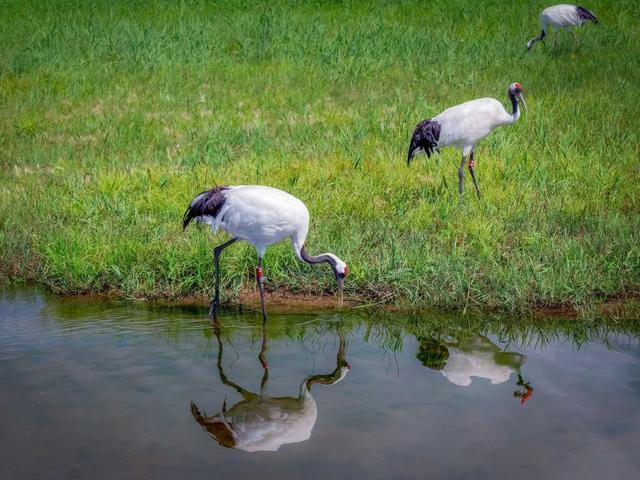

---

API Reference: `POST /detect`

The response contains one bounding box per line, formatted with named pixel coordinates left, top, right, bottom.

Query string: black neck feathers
left=300, top=246, right=337, bottom=270
left=508, top=91, right=519, bottom=116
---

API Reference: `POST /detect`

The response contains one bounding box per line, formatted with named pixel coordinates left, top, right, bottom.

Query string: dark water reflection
left=1, top=288, right=639, bottom=479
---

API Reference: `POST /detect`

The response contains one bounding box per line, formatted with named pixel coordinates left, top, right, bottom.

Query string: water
left=1, top=288, right=639, bottom=479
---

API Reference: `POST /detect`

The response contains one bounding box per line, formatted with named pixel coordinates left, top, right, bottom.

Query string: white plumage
left=434, top=97, right=521, bottom=154
left=191, top=328, right=350, bottom=451
left=194, top=385, right=320, bottom=452
left=407, top=83, right=527, bottom=198
left=417, top=333, right=534, bottom=403
left=440, top=335, right=525, bottom=387
left=201, top=186, right=310, bottom=257
left=193, top=366, right=350, bottom=452
left=183, top=185, right=348, bottom=317
left=527, top=4, right=598, bottom=50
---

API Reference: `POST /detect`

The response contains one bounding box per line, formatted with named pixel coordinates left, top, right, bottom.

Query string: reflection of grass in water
left=46, top=290, right=640, bottom=353
left=1, top=1, right=639, bottom=312
left=416, top=338, right=450, bottom=370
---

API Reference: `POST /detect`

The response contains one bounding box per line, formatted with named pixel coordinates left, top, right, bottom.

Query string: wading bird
left=527, top=4, right=598, bottom=50
left=407, top=83, right=527, bottom=199
left=183, top=185, right=348, bottom=318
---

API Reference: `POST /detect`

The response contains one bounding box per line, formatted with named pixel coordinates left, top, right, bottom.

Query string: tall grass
left=1, top=0, right=639, bottom=312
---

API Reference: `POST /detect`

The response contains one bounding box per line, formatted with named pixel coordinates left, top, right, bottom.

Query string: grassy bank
left=1, top=0, right=639, bottom=312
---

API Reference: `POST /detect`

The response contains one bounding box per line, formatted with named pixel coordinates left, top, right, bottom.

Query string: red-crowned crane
left=182, top=185, right=348, bottom=319
left=527, top=4, right=598, bottom=50
left=407, top=83, right=527, bottom=199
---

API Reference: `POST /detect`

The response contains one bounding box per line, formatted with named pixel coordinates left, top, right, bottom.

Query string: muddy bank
left=25, top=283, right=639, bottom=319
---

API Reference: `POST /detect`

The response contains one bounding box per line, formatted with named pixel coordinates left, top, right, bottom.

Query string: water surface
left=1, top=289, right=639, bottom=479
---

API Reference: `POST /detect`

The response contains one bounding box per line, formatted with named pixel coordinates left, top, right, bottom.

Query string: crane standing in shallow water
left=527, top=4, right=598, bottom=50
left=407, top=83, right=527, bottom=199
left=183, top=185, right=348, bottom=319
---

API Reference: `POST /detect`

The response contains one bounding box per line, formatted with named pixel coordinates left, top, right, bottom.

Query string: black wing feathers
left=182, top=186, right=229, bottom=230
left=407, top=119, right=441, bottom=164
left=576, top=6, right=598, bottom=23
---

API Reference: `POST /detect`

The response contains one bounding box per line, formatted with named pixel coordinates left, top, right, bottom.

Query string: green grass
left=1, top=0, right=639, bottom=313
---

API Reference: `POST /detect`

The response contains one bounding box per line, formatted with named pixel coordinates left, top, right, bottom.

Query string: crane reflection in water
left=190, top=320, right=350, bottom=451
left=416, top=332, right=534, bottom=404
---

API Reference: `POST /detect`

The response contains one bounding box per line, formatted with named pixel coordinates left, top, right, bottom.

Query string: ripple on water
left=1, top=288, right=639, bottom=480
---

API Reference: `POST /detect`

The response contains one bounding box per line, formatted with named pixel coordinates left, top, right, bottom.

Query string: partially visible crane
left=527, top=4, right=598, bottom=50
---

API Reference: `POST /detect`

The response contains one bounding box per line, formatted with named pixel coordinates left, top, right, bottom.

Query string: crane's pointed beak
left=337, top=278, right=344, bottom=308
left=519, top=93, right=528, bottom=113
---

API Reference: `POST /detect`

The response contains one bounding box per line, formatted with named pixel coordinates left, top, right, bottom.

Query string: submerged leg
left=256, top=256, right=268, bottom=321
left=458, top=152, right=467, bottom=195
left=210, top=237, right=239, bottom=318
left=468, top=151, right=481, bottom=199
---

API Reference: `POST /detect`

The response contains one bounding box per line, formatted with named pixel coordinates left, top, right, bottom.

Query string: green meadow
left=1, top=0, right=639, bottom=313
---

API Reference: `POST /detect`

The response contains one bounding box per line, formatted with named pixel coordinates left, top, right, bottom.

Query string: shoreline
left=5, top=281, right=639, bottom=319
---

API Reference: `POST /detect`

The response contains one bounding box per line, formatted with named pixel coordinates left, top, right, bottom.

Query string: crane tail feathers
left=407, top=119, right=441, bottom=165
left=183, top=186, right=229, bottom=230
left=576, top=6, right=598, bottom=24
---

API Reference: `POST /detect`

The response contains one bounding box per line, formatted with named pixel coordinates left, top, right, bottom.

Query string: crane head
left=509, top=83, right=528, bottom=112
left=328, top=256, right=348, bottom=308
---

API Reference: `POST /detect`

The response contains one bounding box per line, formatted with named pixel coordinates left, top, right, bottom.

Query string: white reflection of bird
left=417, top=333, right=527, bottom=387
left=191, top=323, right=350, bottom=452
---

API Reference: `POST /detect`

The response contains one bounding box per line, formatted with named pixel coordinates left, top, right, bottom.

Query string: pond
left=1, top=288, right=639, bottom=479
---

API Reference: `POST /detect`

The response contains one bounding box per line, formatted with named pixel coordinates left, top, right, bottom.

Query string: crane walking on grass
left=407, top=83, right=527, bottom=199
left=527, top=4, right=598, bottom=50
left=183, top=185, right=348, bottom=319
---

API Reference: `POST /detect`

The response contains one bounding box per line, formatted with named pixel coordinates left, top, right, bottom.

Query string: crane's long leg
left=213, top=317, right=254, bottom=399
left=571, top=29, right=580, bottom=48
left=256, top=257, right=268, bottom=321
left=258, top=317, right=269, bottom=392
left=458, top=152, right=467, bottom=195
left=210, top=237, right=239, bottom=318
left=468, top=151, right=481, bottom=199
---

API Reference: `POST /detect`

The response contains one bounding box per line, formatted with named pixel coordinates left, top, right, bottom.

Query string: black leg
left=257, top=257, right=268, bottom=321
left=468, top=151, right=481, bottom=199
left=571, top=29, right=580, bottom=48
left=258, top=317, right=269, bottom=391
left=458, top=153, right=466, bottom=195
left=210, top=237, right=239, bottom=318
